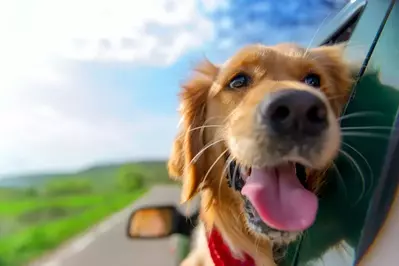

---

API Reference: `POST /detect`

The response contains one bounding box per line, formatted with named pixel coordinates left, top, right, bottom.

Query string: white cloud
left=0, top=0, right=223, bottom=66
left=200, top=0, right=230, bottom=12
left=0, top=0, right=226, bottom=175
left=0, top=0, right=345, bottom=176
left=0, top=68, right=179, bottom=175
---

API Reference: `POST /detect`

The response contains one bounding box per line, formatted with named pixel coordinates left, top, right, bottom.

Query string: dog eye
left=303, top=73, right=321, bottom=88
left=228, top=73, right=250, bottom=89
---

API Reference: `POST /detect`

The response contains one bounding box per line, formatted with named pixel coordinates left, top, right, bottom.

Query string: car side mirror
left=126, top=205, right=198, bottom=239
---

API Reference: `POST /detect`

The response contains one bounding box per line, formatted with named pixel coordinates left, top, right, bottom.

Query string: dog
left=167, top=42, right=354, bottom=266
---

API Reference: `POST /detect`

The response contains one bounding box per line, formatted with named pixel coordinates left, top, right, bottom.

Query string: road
left=29, top=185, right=199, bottom=266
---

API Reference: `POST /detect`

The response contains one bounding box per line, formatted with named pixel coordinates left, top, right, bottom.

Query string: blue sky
left=0, top=0, right=348, bottom=176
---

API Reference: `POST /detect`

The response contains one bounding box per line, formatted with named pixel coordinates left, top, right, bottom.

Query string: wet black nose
left=259, top=89, right=328, bottom=137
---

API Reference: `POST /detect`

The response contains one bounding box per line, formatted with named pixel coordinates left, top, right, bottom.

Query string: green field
left=0, top=160, right=170, bottom=266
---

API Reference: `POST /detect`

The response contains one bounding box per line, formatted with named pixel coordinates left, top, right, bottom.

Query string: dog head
left=168, top=43, right=353, bottom=253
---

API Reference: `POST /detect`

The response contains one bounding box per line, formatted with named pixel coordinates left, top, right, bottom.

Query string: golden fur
left=168, top=43, right=354, bottom=266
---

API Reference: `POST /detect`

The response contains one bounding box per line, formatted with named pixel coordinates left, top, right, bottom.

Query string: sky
left=0, top=0, right=349, bottom=176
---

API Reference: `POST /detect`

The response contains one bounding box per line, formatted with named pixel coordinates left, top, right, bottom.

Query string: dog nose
left=260, top=89, right=328, bottom=137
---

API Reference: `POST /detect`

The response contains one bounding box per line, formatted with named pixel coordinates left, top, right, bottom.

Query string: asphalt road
left=29, top=185, right=199, bottom=266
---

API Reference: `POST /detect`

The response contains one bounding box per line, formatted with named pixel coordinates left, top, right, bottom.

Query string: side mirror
left=126, top=205, right=198, bottom=239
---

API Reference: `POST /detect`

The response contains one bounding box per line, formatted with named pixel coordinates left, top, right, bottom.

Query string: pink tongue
left=241, top=164, right=318, bottom=232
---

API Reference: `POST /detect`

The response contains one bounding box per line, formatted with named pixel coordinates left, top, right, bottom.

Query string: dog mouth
left=227, top=160, right=318, bottom=232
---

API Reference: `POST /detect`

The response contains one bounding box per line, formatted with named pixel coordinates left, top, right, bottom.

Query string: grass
left=0, top=160, right=170, bottom=266
left=0, top=190, right=145, bottom=266
left=0, top=194, right=116, bottom=216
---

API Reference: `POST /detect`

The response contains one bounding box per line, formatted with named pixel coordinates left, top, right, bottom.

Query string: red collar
left=207, top=228, right=255, bottom=266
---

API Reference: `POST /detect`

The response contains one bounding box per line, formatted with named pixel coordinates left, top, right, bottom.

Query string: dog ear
left=167, top=60, right=219, bottom=203
left=312, top=43, right=355, bottom=110
left=167, top=128, right=185, bottom=180
left=312, top=43, right=354, bottom=87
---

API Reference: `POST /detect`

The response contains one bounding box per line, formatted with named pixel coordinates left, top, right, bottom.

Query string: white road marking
left=70, top=235, right=95, bottom=253
left=30, top=186, right=184, bottom=266
left=41, top=261, right=62, bottom=266
left=98, top=220, right=114, bottom=233
left=30, top=203, right=135, bottom=266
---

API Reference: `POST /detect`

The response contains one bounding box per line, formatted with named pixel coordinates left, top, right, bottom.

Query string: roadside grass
left=0, top=160, right=170, bottom=266
left=0, top=190, right=146, bottom=266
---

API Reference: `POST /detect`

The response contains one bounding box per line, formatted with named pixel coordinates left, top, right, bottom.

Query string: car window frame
left=312, top=0, right=367, bottom=47
left=290, top=0, right=398, bottom=265
left=351, top=1, right=398, bottom=263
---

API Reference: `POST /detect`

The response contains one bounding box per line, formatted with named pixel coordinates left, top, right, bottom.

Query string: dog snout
left=259, top=89, right=328, bottom=137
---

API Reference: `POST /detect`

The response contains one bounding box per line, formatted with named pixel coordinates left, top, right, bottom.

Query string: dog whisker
left=203, top=116, right=225, bottom=124
left=232, top=159, right=240, bottom=191
left=304, top=1, right=365, bottom=57
left=188, top=125, right=223, bottom=133
left=341, top=125, right=394, bottom=131
left=338, top=149, right=366, bottom=205
left=341, top=141, right=374, bottom=195
left=190, top=125, right=222, bottom=144
left=338, top=111, right=385, bottom=122
left=202, top=149, right=229, bottom=193
left=218, top=156, right=234, bottom=203
left=304, top=10, right=335, bottom=56
left=341, top=131, right=391, bottom=140
left=201, top=116, right=226, bottom=140
left=331, top=162, right=348, bottom=199
left=188, top=138, right=225, bottom=167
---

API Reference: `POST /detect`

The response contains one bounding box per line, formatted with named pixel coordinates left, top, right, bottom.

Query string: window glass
left=278, top=1, right=398, bottom=266
left=353, top=1, right=399, bottom=262
left=324, top=11, right=362, bottom=44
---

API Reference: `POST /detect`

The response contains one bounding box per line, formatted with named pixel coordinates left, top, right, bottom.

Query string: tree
left=117, top=165, right=145, bottom=192
left=44, top=179, right=93, bottom=196
left=24, top=187, right=39, bottom=197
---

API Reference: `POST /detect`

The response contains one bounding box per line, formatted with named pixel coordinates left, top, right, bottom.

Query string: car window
left=352, top=1, right=399, bottom=263
left=279, top=0, right=397, bottom=266
left=323, top=6, right=364, bottom=45
left=323, top=10, right=362, bottom=45
left=311, top=0, right=367, bottom=48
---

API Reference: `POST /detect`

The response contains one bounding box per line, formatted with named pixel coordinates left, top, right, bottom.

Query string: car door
left=279, top=0, right=399, bottom=265
left=351, top=2, right=399, bottom=265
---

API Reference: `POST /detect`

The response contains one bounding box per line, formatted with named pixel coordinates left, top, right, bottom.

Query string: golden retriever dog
left=168, top=43, right=354, bottom=266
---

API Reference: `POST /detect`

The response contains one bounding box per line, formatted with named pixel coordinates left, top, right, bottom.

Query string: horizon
left=0, top=0, right=348, bottom=176
left=0, top=157, right=169, bottom=180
